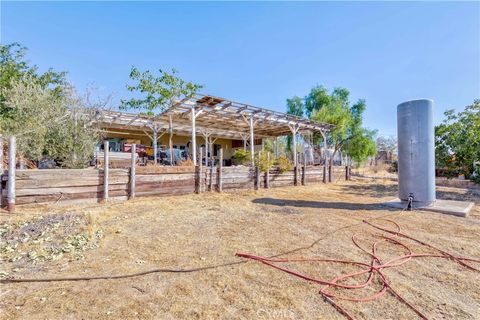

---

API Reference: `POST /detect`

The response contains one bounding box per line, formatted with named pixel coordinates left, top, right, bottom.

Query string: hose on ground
left=236, top=219, right=480, bottom=320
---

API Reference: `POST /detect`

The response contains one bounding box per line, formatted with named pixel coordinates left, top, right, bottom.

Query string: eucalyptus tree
left=287, top=85, right=376, bottom=171
left=121, top=67, right=202, bottom=164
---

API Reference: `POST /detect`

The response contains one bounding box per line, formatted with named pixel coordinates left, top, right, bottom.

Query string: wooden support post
left=254, top=166, right=259, bottom=190
left=153, top=126, right=158, bottom=165
left=103, top=140, right=109, bottom=201
left=292, top=131, right=297, bottom=168
left=249, top=116, right=255, bottom=166
left=345, top=165, right=349, bottom=181
left=169, top=115, right=174, bottom=166
left=203, top=134, right=209, bottom=166
left=7, top=136, right=15, bottom=213
left=0, top=136, right=3, bottom=205
left=322, top=131, right=328, bottom=184
left=196, top=147, right=203, bottom=194
left=130, top=144, right=136, bottom=199
left=274, top=137, right=279, bottom=159
left=265, top=152, right=270, bottom=189
left=209, top=155, right=213, bottom=192
left=191, top=106, right=197, bottom=166
left=302, top=153, right=307, bottom=186
left=217, top=148, right=223, bottom=192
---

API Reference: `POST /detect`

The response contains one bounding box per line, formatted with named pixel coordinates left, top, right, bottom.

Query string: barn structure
left=97, top=94, right=334, bottom=167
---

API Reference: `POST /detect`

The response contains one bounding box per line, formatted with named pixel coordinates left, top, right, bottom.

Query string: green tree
left=1, top=76, right=101, bottom=168
left=0, top=43, right=66, bottom=120
left=435, top=100, right=480, bottom=181
left=121, top=67, right=203, bottom=163
left=286, top=96, right=304, bottom=152
left=307, top=86, right=376, bottom=165
left=376, top=136, right=397, bottom=154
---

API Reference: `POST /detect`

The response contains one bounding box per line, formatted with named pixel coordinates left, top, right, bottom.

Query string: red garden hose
left=236, top=219, right=480, bottom=320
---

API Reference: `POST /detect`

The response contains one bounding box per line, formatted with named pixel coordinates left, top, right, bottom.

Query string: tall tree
left=307, top=87, right=376, bottom=165
left=286, top=96, right=304, bottom=152
left=1, top=76, right=102, bottom=168
left=0, top=43, right=66, bottom=119
left=376, top=136, right=397, bottom=154
left=121, top=67, right=202, bottom=163
left=435, top=100, right=480, bottom=181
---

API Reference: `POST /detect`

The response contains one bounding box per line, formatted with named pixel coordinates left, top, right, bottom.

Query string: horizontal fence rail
left=0, top=142, right=351, bottom=211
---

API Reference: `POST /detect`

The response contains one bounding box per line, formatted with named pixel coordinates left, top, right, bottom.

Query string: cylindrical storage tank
left=397, top=99, right=436, bottom=207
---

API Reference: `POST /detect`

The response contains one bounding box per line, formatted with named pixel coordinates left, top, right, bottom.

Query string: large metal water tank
left=397, top=99, right=436, bottom=206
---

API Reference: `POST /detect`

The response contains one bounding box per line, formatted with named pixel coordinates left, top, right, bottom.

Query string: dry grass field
left=1, top=178, right=479, bottom=320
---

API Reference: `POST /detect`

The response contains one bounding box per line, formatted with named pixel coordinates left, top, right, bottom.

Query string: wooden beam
left=217, top=148, right=223, bottom=192
left=7, top=136, right=15, bottom=213
left=130, top=144, right=136, bottom=199
left=249, top=116, right=255, bottom=165
left=103, top=140, right=109, bottom=201
left=191, top=106, right=197, bottom=166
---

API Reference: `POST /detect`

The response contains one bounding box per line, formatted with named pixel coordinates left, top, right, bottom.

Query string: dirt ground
left=1, top=178, right=479, bottom=320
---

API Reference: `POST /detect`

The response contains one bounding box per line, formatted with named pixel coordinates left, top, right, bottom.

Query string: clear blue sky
left=1, top=1, right=479, bottom=136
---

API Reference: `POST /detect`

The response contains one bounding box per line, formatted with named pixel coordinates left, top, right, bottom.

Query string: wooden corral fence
left=0, top=141, right=351, bottom=212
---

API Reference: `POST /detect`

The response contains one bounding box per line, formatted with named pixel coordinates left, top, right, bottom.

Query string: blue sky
left=1, top=1, right=479, bottom=136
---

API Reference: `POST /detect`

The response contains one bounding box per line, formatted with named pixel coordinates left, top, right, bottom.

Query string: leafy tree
left=0, top=43, right=100, bottom=168
left=286, top=96, right=304, bottom=152
left=376, top=136, right=397, bottom=154
left=286, top=96, right=304, bottom=117
left=0, top=43, right=66, bottom=120
left=435, top=100, right=480, bottom=181
left=308, top=87, right=376, bottom=165
left=121, top=67, right=203, bottom=163
left=1, top=76, right=102, bottom=168
left=287, top=86, right=376, bottom=166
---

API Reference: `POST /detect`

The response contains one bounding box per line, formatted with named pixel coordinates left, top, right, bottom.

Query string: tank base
left=384, top=198, right=474, bottom=218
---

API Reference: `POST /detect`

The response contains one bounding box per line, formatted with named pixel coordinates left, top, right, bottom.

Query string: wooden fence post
left=254, top=166, right=259, bottom=190
left=323, top=160, right=327, bottom=184
left=265, top=152, right=270, bottom=189
left=130, top=144, right=136, bottom=199
left=0, top=136, right=3, bottom=205
left=217, top=148, right=223, bottom=192
left=302, top=154, right=307, bottom=186
left=7, top=136, right=16, bottom=213
left=328, top=159, right=332, bottom=183
left=293, top=152, right=298, bottom=186
left=103, top=140, right=109, bottom=201
left=345, top=165, right=349, bottom=181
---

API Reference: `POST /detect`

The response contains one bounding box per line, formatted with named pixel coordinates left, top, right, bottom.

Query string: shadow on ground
left=338, top=183, right=397, bottom=198
left=252, top=197, right=394, bottom=211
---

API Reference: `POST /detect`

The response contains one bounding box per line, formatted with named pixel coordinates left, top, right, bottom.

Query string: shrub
left=256, top=152, right=274, bottom=173
left=275, top=155, right=292, bottom=173
left=232, top=149, right=251, bottom=166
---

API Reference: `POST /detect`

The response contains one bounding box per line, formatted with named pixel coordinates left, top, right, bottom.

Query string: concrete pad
left=384, top=198, right=474, bottom=218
